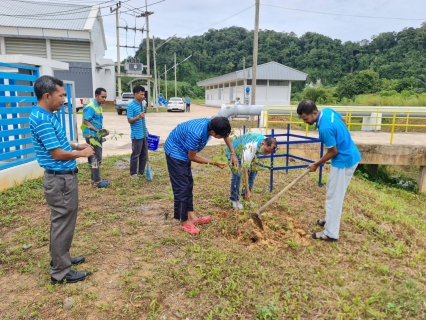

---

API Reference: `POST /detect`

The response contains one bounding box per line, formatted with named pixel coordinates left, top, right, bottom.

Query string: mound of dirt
left=218, top=210, right=311, bottom=248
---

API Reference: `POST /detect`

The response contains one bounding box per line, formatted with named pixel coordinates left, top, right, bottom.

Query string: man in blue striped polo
left=297, top=99, right=361, bottom=242
left=30, top=75, right=94, bottom=284
left=127, top=85, right=148, bottom=178
left=164, top=117, right=239, bottom=234
left=82, top=87, right=110, bottom=188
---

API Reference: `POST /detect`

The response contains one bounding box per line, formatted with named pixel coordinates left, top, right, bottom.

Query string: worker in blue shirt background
left=127, top=85, right=149, bottom=178
left=185, top=97, right=191, bottom=112
left=297, top=99, right=361, bottom=242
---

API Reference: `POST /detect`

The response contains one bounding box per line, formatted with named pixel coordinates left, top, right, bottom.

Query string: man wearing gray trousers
left=297, top=100, right=361, bottom=242
left=30, top=75, right=95, bottom=284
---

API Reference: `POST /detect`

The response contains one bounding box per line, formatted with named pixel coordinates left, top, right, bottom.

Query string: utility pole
left=165, top=64, right=167, bottom=100
left=140, top=0, right=153, bottom=107
left=174, top=52, right=177, bottom=97
left=154, top=34, right=176, bottom=102
left=110, top=2, right=121, bottom=97
left=152, top=36, right=158, bottom=112
left=251, top=0, right=260, bottom=105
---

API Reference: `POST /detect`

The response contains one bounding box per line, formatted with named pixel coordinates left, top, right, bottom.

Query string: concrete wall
left=286, top=142, right=426, bottom=192
left=0, top=162, right=44, bottom=192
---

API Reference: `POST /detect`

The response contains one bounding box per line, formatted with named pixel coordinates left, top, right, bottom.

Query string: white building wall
left=90, top=18, right=116, bottom=100
left=204, top=81, right=291, bottom=106
left=0, top=37, right=5, bottom=55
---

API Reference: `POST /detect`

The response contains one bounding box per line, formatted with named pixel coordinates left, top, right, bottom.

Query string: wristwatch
left=74, top=143, right=78, bottom=150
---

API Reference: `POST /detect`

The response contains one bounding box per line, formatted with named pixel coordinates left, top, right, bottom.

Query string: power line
left=0, top=6, right=135, bottom=20
left=1, top=0, right=121, bottom=17
left=261, top=3, right=426, bottom=21
left=184, top=4, right=255, bottom=37
left=10, top=0, right=111, bottom=6
left=0, top=0, right=130, bottom=20
left=122, top=0, right=165, bottom=13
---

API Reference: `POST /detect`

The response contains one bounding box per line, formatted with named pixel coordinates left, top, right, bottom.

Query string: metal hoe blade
left=251, top=169, right=311, bottom=230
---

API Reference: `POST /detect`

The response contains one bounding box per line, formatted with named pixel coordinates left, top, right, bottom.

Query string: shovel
left=251, top=169, right=311, bottom=230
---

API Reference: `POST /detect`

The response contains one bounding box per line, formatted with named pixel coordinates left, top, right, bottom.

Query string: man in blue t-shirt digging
left=297, top=99, right=361, bottom=242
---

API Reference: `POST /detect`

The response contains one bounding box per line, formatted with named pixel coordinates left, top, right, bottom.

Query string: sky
left=31, top=0, right=426, bottom=61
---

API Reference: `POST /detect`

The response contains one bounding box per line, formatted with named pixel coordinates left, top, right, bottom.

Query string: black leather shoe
left=50, top=256, right=85, bottom=267
left=51, top=269, right=90, bottom=284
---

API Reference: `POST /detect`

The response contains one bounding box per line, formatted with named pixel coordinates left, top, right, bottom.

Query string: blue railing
left=243, top=125, right=324, bottom=191
left=0, top=62, right=75, bottom=171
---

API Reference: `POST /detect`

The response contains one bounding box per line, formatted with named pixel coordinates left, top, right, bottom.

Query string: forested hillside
left=131, top=23, right=426, bottom=101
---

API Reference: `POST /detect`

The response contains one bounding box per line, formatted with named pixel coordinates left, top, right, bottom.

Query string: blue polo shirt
left=164, top=118, right=210, bottom=161
left=29, top=106, right=77, bottom=171
left=226, top=133, right=264, bottom=168
left=127, top=99, right=148, bottom=139
left=316, top=108, right=361, bottom=168
left=82, top=100, right=103, bottom=138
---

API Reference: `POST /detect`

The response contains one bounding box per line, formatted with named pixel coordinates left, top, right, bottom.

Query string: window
left=269, top=80, right=289, bottom=86
left=214, top=84, right=218, bottom=89
left=218, top=88, right=222, bottom=100
left=246, top=79, right=252, bottom=85
left=219, top=83, right=223, bottom=88
left=230, top=82, right=236, bottom=87
left=224, top=82, right=229, bottom=87
left=237, top=80, right=244, bottom=86
left=256, top=80, right=267, bottom=86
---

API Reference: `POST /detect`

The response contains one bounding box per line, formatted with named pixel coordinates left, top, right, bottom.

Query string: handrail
left=261, top=105, right=426, bottom=145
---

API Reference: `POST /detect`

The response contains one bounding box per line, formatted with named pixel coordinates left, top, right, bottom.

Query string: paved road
left=76, top=104, right=222, bottom=157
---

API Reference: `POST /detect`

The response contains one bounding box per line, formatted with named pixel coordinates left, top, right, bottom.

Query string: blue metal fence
left=0, top=62, right=39, bottom=170
left=0, top=62, right=76, bottom=171
left=243, top=125, right=324, bottom=191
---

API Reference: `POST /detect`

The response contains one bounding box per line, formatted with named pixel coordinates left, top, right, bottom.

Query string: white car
left=167, top=97, right=186, bottom=112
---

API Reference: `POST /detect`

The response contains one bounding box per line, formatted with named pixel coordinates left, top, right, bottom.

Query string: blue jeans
left=229, top=165, right=257, bottom=202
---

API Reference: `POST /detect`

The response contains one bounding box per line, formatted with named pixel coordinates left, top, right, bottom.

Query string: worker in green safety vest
left=82, top=87, right=110, bottom=188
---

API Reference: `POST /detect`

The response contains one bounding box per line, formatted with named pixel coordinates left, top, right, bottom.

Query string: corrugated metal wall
left=5, top=38, right=47, bottom=58
left=51, top=40, right=91, bottom=62
left=54, top=62, right=93, bottom=98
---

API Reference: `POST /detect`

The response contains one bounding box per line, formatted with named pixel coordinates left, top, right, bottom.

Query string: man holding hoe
left=297, top=99, right=361, bottom=242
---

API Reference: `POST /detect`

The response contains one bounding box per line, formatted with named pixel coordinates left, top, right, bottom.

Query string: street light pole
left=251, top=0, right=260, bottom=105
left=174, top=52, right=177, bottom=97
left=140, top=0, right=153, bottom=107
left=165, top=64, right=167, bottom=100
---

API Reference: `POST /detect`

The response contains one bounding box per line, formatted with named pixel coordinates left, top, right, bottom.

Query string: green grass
left=1, top=146, right=425, bottom=319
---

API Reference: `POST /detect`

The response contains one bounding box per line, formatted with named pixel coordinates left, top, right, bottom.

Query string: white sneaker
left=131, top=174, right=139, bottom=180
left=231, top=200, right=243, bottom=210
